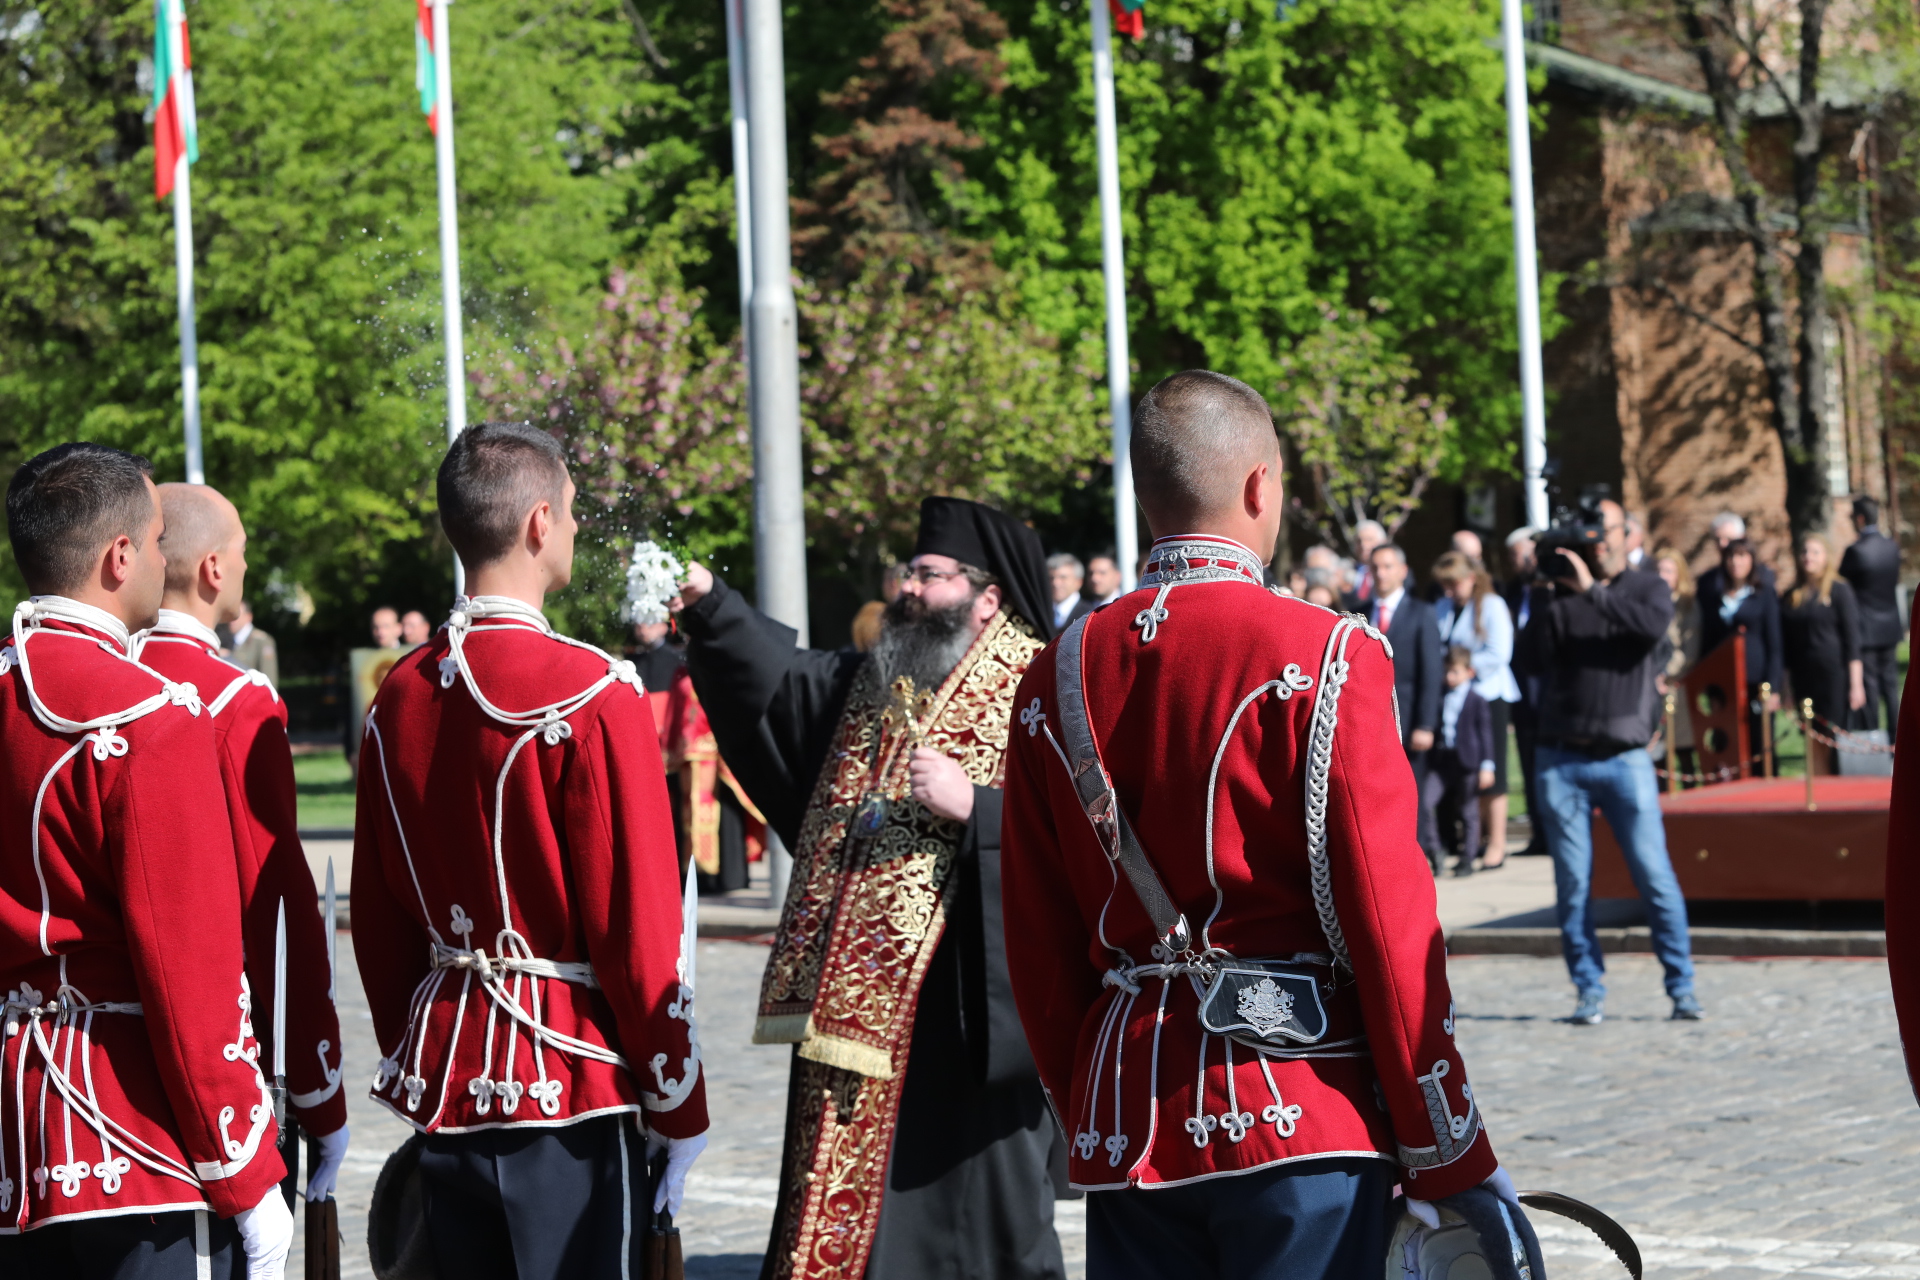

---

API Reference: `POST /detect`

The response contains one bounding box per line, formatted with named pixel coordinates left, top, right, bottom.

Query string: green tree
left=474, top=248, right=1106, bottom=646
left=956, top=0, right=1529, bottom=476
left=1275, top=306, right=1452, bottom=556
left=0, top=0, right=662, bottom=629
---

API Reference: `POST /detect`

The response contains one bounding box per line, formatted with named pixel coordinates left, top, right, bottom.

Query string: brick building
left=1395, top=0, right=1900, bottom=584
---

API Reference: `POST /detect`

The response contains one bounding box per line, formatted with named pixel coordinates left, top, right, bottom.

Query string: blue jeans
left=1536, top=745, right=1694, bottom=998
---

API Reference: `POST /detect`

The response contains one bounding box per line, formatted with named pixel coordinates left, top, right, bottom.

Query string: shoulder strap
left=1054, top=615, right=1192, bottom=955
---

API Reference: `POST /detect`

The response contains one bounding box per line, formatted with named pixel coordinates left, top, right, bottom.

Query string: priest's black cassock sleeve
left=681, top=574, right=1068, bottom=1280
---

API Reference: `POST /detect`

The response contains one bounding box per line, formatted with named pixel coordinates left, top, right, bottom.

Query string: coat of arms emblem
left=1235, top=976, right=1295, bottom=1033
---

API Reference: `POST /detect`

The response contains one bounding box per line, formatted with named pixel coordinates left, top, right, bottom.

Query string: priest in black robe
left=673, top=497, right=1067, bottom=1280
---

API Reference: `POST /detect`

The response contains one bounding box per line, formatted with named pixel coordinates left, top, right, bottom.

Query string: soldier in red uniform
left=1002, top=372, right=1541, bottom=1279
left=1883, top=607, right=1920, bottom=1090
left=0, top=444, right=292, bottom=1277
left=352, top=422, right=707, bottom=1277
left=134, top=484, right=350, bottom=1202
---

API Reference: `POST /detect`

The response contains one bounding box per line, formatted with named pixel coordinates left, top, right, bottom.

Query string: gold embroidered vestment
left=754, top=609, right=1042, bottom=1280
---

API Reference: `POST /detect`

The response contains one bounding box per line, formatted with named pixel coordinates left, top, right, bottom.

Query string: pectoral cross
left=888, top=676, right=928, bottom=750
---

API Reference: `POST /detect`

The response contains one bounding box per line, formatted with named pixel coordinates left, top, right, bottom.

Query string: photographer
left=1522, top=498, right=1699, bottom=1026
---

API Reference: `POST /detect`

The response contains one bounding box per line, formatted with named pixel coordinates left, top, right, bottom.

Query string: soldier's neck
left=157, top=590, right=222, bottom=631
left=463, top=560, right=552, bottom=614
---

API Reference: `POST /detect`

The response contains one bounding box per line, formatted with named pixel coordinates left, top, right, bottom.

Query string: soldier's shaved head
left=158, top=483, right=243, bottom=597
left=1130, top=370, right=1280, bottom=530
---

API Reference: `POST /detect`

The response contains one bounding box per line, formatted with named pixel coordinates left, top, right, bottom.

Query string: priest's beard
left=872, top=592, right=980, bottom=693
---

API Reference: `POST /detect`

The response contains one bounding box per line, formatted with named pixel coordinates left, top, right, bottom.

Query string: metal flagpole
left=431, top=0, right=468, bottom=596
left=743, top=0, right=807, bottom=907
left=1089, top=0, right=1138, bottom=590
left=1500, top=0, right=1549, bottom=529
left=162, top=0, right=204, bottom=487
left=725, top=0, right=754, bottom=334
left=173, top=156, right=205, bottom=486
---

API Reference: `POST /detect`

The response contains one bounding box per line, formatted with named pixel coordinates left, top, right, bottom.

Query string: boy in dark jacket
left=1425, top=646, right=1496, bottom=876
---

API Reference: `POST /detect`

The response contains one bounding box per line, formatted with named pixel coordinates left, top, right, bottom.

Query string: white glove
left=305, top=1124, right=349, bottom=1202
left=1407, top=1165, right=1521, bottom=1229
left=649, top=1132, right=707, bottom=1216
left=235, top=1184, right=294, bottom=1280
left=1482, top=1164, right=1521, bottom=1208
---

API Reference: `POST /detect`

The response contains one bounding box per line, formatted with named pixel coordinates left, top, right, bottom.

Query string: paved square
left=311, top=935, right=1916, bottom=1279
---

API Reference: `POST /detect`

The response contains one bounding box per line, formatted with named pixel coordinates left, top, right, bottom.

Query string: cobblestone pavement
left=313, top=936, right=1917, bottom=1279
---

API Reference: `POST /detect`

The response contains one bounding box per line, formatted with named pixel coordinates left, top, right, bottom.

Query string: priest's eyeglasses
left=905, top=566, right=965, bottom=585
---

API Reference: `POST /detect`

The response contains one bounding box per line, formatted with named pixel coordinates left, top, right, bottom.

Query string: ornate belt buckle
left=1197, top=960, right=1330, bottom=1049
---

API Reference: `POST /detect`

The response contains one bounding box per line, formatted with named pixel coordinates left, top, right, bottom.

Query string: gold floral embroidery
left=753, top=611, right=1041, bottom=1046
left=754, top=609, right=1043, bottom=1280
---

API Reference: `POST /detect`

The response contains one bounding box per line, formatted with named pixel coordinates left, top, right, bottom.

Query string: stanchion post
left=1802, top=698, right=1818, bottom=811
left=1664, top=690, right=1680, bottom=794
left=1759, top=681, right=1774, bottom=777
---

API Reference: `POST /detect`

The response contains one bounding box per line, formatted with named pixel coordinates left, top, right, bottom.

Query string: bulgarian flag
left=1109, top=0, right=1144, bottom=39
left=151, top=0, right=199, bottom=200
left=415, top=0, right=439, bottom=133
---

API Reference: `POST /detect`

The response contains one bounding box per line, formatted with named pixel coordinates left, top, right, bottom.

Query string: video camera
left=1534, top=483, right=1611, bottom=580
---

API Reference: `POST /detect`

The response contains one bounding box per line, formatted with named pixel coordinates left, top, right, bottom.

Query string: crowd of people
left=1244, top=496, right=1901, bottom=1027
left=2, top=402, right=1908, bottom=1280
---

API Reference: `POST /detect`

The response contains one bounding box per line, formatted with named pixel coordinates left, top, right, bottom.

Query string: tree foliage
left=0, top=0, right=658, bottom=629
left=953, top=0, right=1527, bottom=477
left=473, top=248, right=1106, bottom=646
left=2, top=0, right=1545, bottom=658
left=1276, top=308, right=1451, bottom=557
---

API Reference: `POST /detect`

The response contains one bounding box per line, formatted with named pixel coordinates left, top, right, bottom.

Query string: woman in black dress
left=1699, top=537, right=1784, bottom=772
left=1781, top=533, right=1867, bottom=770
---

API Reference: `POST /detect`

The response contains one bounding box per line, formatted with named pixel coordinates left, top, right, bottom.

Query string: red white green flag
left=1109, top=0, right=1144, bottom=39
left=151, top=0, right=199, bottom=200
left=415, top=0, right=439, bottom=133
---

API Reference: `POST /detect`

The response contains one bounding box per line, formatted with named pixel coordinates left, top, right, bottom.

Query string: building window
left=1822, top=316, right=1850, bottom=502
left=1526, top=0, right=1561, bottom=42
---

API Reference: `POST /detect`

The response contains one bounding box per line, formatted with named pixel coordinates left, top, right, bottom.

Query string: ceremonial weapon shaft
left=306, top=861, right=342, bottom=1280
left=272, top=899, right=301, bottom=1209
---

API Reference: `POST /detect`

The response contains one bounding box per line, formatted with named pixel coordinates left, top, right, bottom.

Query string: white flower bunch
left=625, top=540, right=686, bottom=627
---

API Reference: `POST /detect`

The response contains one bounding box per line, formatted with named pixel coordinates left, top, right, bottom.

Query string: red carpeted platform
left=1591, top=776, right=1890, bottom=900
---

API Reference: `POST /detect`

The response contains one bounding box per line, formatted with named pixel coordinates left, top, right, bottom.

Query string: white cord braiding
left=10, top=599, right=202, bottom=735
left=1304, top=618, right=1362, bottom=971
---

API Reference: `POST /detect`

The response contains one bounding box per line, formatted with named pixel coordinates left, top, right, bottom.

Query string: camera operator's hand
left=1554, top=546, right=1596, bottom=593
left=1409, top=728, right=1434, bottom=753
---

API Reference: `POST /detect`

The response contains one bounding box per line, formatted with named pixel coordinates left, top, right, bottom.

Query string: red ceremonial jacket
left=135, top=610, right=348, bottom=1139
left=0, top=597, right=285, bottom=1232
left=1002, top=536, right=1498, bottom=1198
left=1883, top=608, right=1920, bottom=1088
left=351, top=597, right=707, bottom=1138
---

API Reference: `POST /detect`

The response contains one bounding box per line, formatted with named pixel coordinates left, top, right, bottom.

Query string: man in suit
left=1086, top=554, right=1124, bottom=606
left=1047, top=552, right=1096, bottom=630
left=225, top=597, right=279, bottom=684
left=1842, top=495, right=1903, bottom=738
left=1369, top=542, right=1444, bottom=869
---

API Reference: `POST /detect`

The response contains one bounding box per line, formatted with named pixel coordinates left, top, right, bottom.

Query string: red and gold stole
left=754, top=609, right=1042, bottom=1280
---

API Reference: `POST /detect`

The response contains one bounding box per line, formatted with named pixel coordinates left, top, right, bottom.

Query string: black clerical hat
left=912, top=497, right=1054, bottom=641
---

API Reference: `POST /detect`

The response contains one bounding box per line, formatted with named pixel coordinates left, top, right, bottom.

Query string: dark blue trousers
left=0, top=1210, right=241, bottom=1279
left=420, top=1112, right=656, bottom=1280
left=1086, top=1156, right=1395, bottom=1280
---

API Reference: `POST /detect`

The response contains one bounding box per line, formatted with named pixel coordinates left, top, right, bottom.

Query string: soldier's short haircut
left=1130, top=370, right=1279, bottom=528
left=437, top=422, right=569, bottom=568
left=158, top=484, right=240, bottom=596
left=6, top=443, right=156, bottom=594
